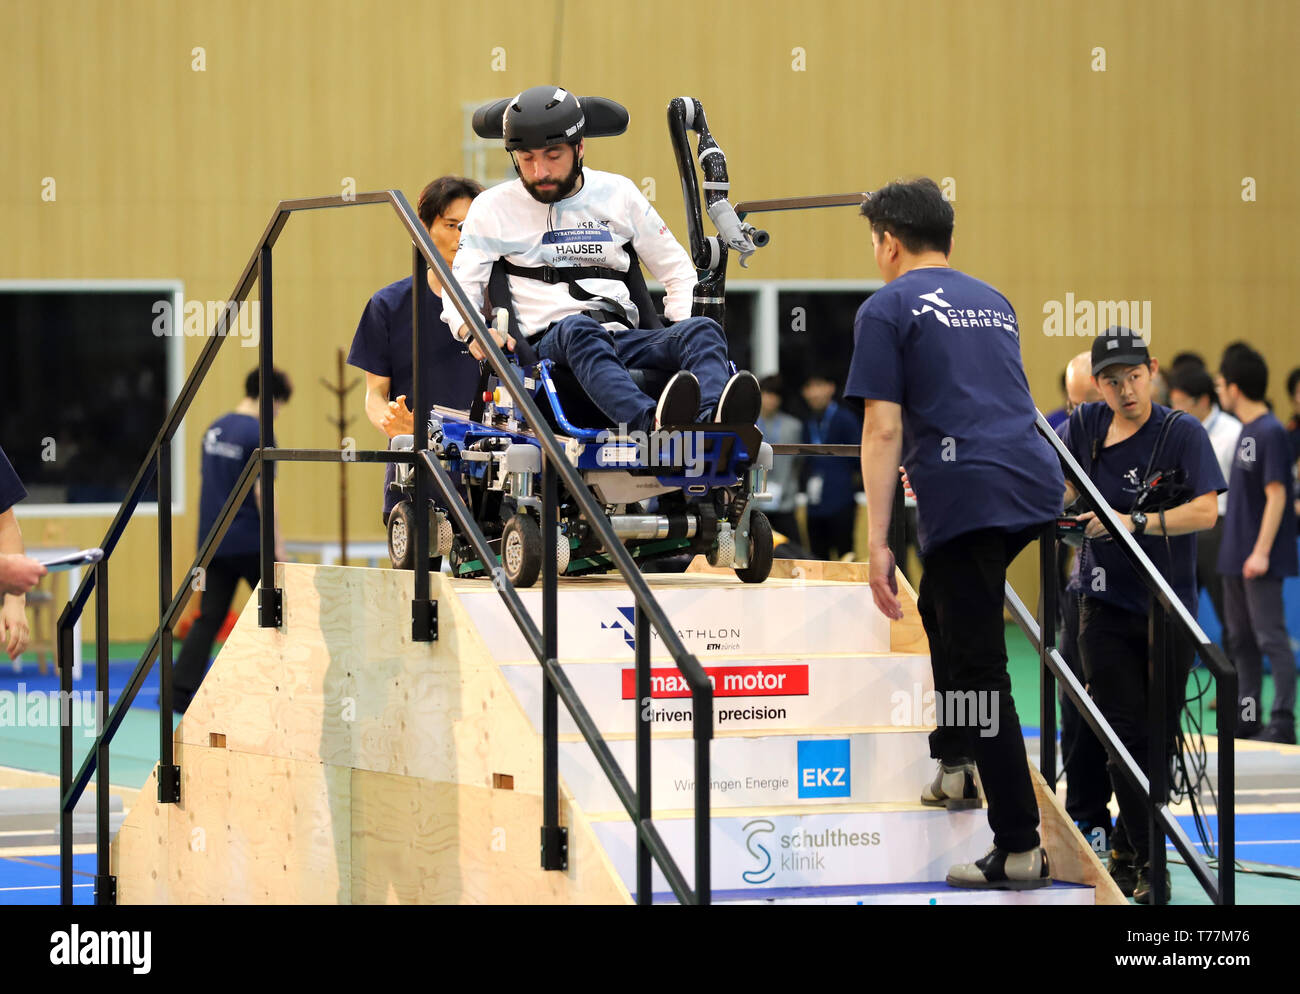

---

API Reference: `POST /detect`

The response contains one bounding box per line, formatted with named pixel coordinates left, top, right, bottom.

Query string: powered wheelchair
left=385, top=94, right=775, bottom=588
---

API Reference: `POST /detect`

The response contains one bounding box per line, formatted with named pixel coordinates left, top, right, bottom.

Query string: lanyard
left=809, top=402, right=838, bottom=446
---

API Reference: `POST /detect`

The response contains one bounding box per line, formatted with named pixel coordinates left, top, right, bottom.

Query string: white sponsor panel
left=562, top=731, right=935, bottom=813
left=501, top=653, right=932, bottom=734
left=457, top=583, right=891, bottom=662
left=722, top=885, right=1092, bottom=905
left=591, top=808, right=995, bottom=893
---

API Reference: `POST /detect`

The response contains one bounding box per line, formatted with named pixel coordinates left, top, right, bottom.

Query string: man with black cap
left=443, top=86, right=761, bottom=434
left=1059, top=326, right=1225, bottom=903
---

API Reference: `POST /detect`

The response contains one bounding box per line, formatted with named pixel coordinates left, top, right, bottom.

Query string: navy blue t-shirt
left=844, top=268, right=1063, bottom=554
left=197, top=413, right=264, bottom=558
left=1218, top=412, right=1299, bottom=579
left=347, top=276, right=480, bottom=517
left=802, top=401, right=862, bottom=517
left=0, top=445, right=28, bottom=514
left=1062, top=402, right=1226, bottom=616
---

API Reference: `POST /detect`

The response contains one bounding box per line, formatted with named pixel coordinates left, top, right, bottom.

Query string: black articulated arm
left=667, top=97, right=770, bottom=326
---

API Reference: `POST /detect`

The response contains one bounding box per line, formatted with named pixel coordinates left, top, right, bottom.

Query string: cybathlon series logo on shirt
left=797, top=739, right=851, bottom=798
left=912, top=289, right=953, bottom=326
left=912, top=287, right=1018, bottom=336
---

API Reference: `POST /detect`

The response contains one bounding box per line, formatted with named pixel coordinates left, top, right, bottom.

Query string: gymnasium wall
left=4, top=0, right=1295, bottom=637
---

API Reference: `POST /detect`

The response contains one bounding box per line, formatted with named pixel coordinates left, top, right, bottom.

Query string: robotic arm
left=667, top=96, right=770, bottom=326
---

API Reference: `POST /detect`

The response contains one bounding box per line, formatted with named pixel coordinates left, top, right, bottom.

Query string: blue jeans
left=536, top=314, right=731, bottom=432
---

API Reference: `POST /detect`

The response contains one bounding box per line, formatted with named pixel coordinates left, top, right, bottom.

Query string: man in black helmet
left=442, top=85, right=761, bottom=433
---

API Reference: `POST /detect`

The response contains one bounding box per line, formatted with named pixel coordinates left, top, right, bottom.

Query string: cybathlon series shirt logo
left=912, top=288, right=952, bottom=326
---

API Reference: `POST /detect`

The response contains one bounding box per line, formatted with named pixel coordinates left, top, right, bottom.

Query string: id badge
left=807, top=475, right=824, bottom=506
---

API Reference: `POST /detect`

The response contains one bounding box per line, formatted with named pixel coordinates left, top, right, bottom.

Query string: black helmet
left=502, top=86, right=585, bottom=151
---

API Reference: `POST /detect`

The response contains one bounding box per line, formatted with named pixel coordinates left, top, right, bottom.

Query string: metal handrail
left=57, top=191, right=713, bottom=906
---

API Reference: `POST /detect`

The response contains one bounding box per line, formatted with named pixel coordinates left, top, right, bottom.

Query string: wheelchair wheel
left=735, top=510, right=773, bottom=584
left=502, top=514, right=543, bottom=588
left=388, top=500, right=416, bottom=570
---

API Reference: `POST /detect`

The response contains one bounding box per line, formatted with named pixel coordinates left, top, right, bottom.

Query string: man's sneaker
left=1107, top=847, right=1138, bottom=897
left=920, top=759, right=982, bottom=810
left=654, top=371, right=700, bottom=430
left=946, top=844, right=1051, bottom=890
left=715, top=370, right=761, bottom=424
left=1133, top=862, right=1171, bottom=904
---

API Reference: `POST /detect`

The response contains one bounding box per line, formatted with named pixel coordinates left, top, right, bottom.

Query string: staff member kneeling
left=849, top=178, right=1064, bottom=890
left=1061, top=328, right=1224, bottom=904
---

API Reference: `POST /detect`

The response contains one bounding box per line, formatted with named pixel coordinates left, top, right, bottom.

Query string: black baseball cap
left=1091, top=326, right=1151, bottom=376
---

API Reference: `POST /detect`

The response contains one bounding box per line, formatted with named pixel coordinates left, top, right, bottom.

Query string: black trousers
left=1057, top=589, right=1114, bottom=837
left=806, top=508, right=855, bottom=561
left=1077, top=597, right=1192, bottom=860
left=173, top=552, right=261, bottom=711
left=919, top=524, right=1045, bottom=853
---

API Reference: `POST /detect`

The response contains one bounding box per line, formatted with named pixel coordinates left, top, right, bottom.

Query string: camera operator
left=1060, top=327, right=1225, bottom=904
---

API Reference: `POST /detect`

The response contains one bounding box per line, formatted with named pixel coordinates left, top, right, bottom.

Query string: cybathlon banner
left=456, top=583, right=892, bottom=663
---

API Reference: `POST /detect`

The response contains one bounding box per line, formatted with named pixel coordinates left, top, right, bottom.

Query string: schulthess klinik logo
left=742, top=818, right=776, bottom=884
left=797, top=739, right=851, bottom=799
left=912, top=289, right=952, bottom=326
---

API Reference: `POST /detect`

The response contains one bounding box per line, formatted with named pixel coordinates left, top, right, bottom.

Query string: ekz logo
left=742, top=818, right=776, bottom=885
left=797, top=739, right=851, bottom=799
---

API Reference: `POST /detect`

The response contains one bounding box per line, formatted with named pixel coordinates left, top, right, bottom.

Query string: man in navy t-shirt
left=1215, top=344, right=1298, bottom=743
left=0, top=445, right=46, bottom=659
left=846, top=178, right=1062, bottom=892
left=173, top=367, right=292, bottom=713
left=1060, top=328, right=1224, bottom=903
left=348, top=176, right=483, bottom=524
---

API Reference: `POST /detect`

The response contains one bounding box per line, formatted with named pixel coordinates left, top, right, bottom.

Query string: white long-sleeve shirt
left=441, top=168, right=699, bottom=341
left=1201, top=405, right=1242, bottom=516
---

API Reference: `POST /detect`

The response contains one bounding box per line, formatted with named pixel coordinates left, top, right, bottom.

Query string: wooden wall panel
left=4, top=0, right=1296, bottom=632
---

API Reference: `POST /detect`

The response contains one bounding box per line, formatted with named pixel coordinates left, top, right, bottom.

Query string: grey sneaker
left=920, top=759, right=982, bottom=810
left=947, top=844, right=1051, bottom=890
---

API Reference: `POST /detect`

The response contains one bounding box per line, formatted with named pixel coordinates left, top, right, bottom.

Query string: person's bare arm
left=1077, top=491, right=1219, bottom=539
left=1244, top=480, right=1288, bottom=578
left=364, top=372, right=394, bottom=435
left=0, top=509, right=38, bottom=657
left=861, top=401, right=904, bottom=620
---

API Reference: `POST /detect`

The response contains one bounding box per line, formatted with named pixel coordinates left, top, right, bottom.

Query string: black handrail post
left=93, top=558, right=114, bottom=905
left=539, top=453, right=566, bottom=870
left=257, top=243, right=282, bottom=629
left=411, top=245, right=435, bottom=641
left=1218, top=658, right=1235, bottom=905
left=157, top=440, right=180, bottom=803
left=693, top=680, right=712, bottom=905
left=635, top=602, right=652, bottom=905
left=1039, top=524, right=1059, bottom=787
left=58, top=612, right=75, bottom=906
left=1148, top=601, right=1169, bottom=905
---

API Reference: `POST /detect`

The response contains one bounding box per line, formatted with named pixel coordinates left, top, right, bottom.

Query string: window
left=0, top=281, right=185, bottom=516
